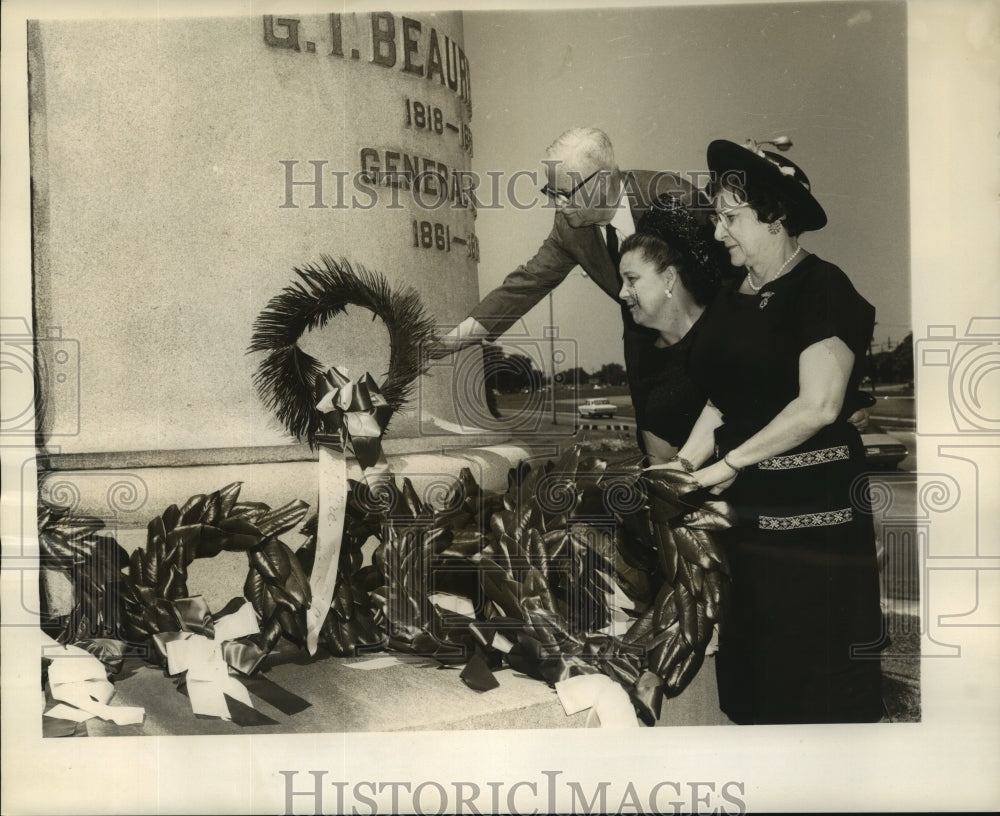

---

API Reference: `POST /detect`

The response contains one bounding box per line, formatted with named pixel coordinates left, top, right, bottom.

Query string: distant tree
left=595, top=362, right=627, bottom=387
left=485, top=348, right=544, bottom=393
left=870, top=333, right=913, bottom=385
left=559, top=366, right=590, bottom=387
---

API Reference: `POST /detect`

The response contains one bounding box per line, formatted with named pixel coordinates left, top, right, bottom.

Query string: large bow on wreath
left=314, top=366, right=392, bottom=469
left=151, top=597, right=261, bottom=720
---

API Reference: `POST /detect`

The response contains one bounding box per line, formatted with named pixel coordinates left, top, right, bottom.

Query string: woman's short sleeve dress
left=631, top=315, right=708, bottom=449
left=688, top=254, right=885, bottom=724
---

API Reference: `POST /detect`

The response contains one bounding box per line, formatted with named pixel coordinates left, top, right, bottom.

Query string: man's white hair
left=546, top=127, right=617, bottom=172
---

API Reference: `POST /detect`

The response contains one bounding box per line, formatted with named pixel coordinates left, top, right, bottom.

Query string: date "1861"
left=412, top=220, right=479, bottom=260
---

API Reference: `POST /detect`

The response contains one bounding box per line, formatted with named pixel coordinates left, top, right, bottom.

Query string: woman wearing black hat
left=666, top=140, right=885, bottom=724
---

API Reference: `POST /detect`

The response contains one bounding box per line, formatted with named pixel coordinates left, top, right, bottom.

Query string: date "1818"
left=404, top=99, right=473, bottom=155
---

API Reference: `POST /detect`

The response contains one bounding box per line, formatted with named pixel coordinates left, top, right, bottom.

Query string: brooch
left=759, top=291, right=775, bottom=310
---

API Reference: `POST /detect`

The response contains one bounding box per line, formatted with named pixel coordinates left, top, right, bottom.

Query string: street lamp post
left=869, top=321, right=878, bottom=394
left=549, top=290, right=557, bottom=425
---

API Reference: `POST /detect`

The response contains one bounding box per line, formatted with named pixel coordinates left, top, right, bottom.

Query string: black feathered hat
left=707, top=139, right=827, bottom=232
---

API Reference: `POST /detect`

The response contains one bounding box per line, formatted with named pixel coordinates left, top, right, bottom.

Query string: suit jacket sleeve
left=468, top=218, right=578, bottom=340
left=467, top=169, right=704, bottom=341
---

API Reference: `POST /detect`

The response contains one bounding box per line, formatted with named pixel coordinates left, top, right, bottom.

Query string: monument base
left=58, top=645, right=728, bottom=736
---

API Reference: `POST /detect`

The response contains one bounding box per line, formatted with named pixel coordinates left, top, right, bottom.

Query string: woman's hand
left=847, top=405, right=870, bottom=431
left=643, top=461, right=703, bottom=497
left=846, top=390, right=877, bottom=431
left=692, top=459, right=738, bottom=493
left=642, top=431, right=678, bottom=466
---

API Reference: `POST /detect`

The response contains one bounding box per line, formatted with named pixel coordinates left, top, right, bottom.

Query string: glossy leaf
left=255, top=498, right=311, bottom=538
left=681, top=498, right=734, bottom=528
left=179, top=493, right=208, bottom=526
left=218, top=482, right=243, bottom=520
left=674, top=583, right=699, bottom=649
left=672, top=524, right=725, bottom=572
left=652, top=522, right=678, bottom=586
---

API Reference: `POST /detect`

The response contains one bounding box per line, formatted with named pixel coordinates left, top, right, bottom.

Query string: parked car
left=578, top=398, right=617, bottom=419
left=861, top=423, right=909, bottom=469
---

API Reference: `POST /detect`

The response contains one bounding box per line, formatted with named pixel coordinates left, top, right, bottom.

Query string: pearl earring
left=664, top=287, right=673, bottom=299
left=768, top=220, right=782, bottom=235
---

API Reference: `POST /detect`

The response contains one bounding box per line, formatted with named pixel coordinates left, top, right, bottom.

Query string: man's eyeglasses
left=541, top=169, right=601, bottom=205
left=708, top=202, right=749, bottom=229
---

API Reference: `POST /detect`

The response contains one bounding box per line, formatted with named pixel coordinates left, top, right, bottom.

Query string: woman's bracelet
left=723, top=453, right=742, bottom=473
left=669, top=455, right=695, bottom=473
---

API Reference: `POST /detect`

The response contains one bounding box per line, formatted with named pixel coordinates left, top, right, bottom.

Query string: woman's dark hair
left=708, top=174, right=809, bottom=237
left=620, top=196, right=732, bottom=306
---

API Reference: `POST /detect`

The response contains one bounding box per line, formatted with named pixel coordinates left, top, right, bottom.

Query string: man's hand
left=426, top=317, right=489, bottom=358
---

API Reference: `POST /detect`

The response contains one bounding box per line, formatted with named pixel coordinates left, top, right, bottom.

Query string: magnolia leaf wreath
left=39, top=484, right=313, bottom=694
left=298, top=446, right=733, bottom=726
left=118, top=482, right=312, bottom=674
left=248, top=255, right=437, bottom=448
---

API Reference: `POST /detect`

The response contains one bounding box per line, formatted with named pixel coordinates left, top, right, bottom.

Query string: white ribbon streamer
left=44, top=636, right=144, bottom=726
left=555, top=674, right=639, bottom=728
left=306, top=442, right=349, bottom=654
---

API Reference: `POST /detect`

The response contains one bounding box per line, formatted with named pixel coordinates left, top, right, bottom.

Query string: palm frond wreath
left=248, top=256, right=438, bottom=446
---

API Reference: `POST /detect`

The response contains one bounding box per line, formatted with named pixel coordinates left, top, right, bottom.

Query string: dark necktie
left=605, top=224, right=621, bottom=268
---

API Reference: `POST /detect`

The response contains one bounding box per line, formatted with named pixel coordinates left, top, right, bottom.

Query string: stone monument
left=29, top=11, right=514, bottom=527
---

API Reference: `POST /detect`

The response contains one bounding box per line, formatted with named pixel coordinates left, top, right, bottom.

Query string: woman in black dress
left=606, top=195, right=735, bottom=723
left=617, top=194, right=733, bottom=462
left=668, top=140, right=885, bottom=724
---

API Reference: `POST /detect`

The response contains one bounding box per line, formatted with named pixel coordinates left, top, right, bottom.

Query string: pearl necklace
left=746, top=245, right=802, bottom=293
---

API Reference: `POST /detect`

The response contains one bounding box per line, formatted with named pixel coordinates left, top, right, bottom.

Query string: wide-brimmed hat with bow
left=707, top=139, right=827, bottom=232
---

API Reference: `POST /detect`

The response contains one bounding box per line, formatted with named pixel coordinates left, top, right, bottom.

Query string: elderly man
left=444, top=127, right=701, bottom=431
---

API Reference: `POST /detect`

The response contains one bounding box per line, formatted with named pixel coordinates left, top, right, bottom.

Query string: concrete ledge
left=81, top=643, right=590, bottom=736
left=76, top=646, right=729, bottom=736
left=35, top=432, right=515, bottom=472
left=37, top=441, right=543, bottom=529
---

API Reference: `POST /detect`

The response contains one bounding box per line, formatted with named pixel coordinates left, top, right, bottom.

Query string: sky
left=464, top=1, right=910, bottom=372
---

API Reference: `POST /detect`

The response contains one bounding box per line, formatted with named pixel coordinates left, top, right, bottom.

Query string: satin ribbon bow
left=315, top=366, right=392, bottom=469
left=43, top=634, right=145, bottom=726
left=152, top=596, right=261, bottom=720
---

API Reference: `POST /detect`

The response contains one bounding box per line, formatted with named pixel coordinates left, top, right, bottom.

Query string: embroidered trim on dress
left=759, top=507, right=854, bottom=530
left=757, top=445, right=850, bottom=470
